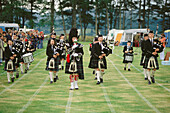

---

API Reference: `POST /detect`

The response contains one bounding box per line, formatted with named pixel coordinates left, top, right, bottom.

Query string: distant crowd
left=0, top=28, right=44, bottom=66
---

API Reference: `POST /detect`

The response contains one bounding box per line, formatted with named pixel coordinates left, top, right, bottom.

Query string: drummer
left=123, top=41, right=133, bottom=71
left=25, top=40, right=35, bottom=70
left=20, top=37, right=28, bottom=74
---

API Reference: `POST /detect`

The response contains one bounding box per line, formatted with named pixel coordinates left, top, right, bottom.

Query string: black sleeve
left=4, top=47, right=12, bottom=59
left=92, top=44, right=99, bottom=58
left=123, top=46, right=126, bottom=53
left=46, top=46, right=53, bottom=58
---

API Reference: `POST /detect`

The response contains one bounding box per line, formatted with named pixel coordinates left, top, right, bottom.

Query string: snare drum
left=22, top=53, right=34, bottom=63
left=125, top=55, right=133, bottom=62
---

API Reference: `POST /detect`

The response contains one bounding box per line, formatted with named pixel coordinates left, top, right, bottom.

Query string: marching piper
left=4, top=40, right=16, bottom=83
left=12, top=33, right=23, bottom=78
left=65, top=28, right=84, bottom=90
left=46, top=39, right=61, bottom=84
left=140, top=34, right=149, bottom=80
left=123, top=41, right=133, bottom=71
left=88, top=36, right=99, bottom=80
left=143, top=31, right=163, bottom=84
left=89, top=35, right=111, bottom=84
left=58, top=34, right=67, bottom=70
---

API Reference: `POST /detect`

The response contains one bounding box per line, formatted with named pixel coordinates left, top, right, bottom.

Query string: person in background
left=159, top=33, right=166, bottom=60
left=0, top=34, right=5, bottom=65
left=123, top=41, right=134, bottom=71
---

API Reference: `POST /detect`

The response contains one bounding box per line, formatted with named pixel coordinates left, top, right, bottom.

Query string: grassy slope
left=0, top=41, right=169, bottom=113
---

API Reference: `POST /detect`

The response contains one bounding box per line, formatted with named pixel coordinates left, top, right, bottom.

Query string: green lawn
left=0, top=41, right=170, bottom=113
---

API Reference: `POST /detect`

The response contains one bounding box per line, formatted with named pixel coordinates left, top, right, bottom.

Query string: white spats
left=70, top=82, right=74, bottom=90
left=96, top=71, right=101, bottom=82
left=49, top=72, right=53, bottom=81
left=128, top=63, right=131, bottom=69
left=61, top=60, right=64, bottom=66
left=20, top=64, right=24, bottom=72
left=7, top=72, right=10, bottom=82
left=74, top=81, right=78, bottom=89
left=144, top=68, right=147, bottom=78
left=147, top=70, right=151, bottom=82
left=27, top=63, right=30, bottom=69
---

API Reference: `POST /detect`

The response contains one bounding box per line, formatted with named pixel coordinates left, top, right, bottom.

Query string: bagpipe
left=67, top=44, right=83, bottom=73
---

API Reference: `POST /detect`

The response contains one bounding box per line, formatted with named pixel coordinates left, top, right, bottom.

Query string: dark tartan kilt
left=88, top=56, right=107, bottom=69
left=123, top=54, right=133, bottom=63
left=4, top=59, right=16, bottom=72
left=143, top=56, right=159, bottom=70
left=140, top=55, right=146, bottom=66
left=46, top=57, right=60, bottom=71
left=65, top=58, right=84, bottom=80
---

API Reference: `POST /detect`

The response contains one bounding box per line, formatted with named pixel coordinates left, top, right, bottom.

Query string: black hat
left=149, top=30, right=154, bottom=33
left=98, top=34, right=103, bottom=38
left=127, top=41, right=131, bottom=43
left=93, top=37, right=98, bottom=42
left=144, top=34, right=148, bottom=37
left=69, top=28, right=78, bottom=44
left=51, top=33, right=56, bottom=36
left=60, top=34, right=64, bottom=37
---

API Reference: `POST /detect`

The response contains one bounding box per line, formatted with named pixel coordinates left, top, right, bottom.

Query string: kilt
left=123, top=54, right=133, bottom=63
left=4, top=59, right=16, bottom=72
left=140, top=55, right=146, bottom=66
left=65, top=57, right=84, bottom=79
left=143, top=56, right=159, bottom=70
left=46, top=57, right=60, bottom=71
left=88, top=56, right=107, bottom=69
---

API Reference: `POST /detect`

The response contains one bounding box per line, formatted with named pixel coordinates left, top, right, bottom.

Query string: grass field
left=0, top=41, right=170, bottom=113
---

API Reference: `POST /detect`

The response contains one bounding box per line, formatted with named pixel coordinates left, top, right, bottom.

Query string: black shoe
left=50, top=81, right=53, bottom=84
left=128, top=69, right=131, bottom=71
left=56, top=76, right=59, bottom=80
left=11, top=77, right=14, bottom=82
left=25, top=69, right=27, bottom=73
left=148, top=80, right=151, bottom=85
left=62, top=66, right=64, bottom=70
left=145, top=77, right=148, bottom=80
left=100, top=78, right=103, bottom=83
left=16, top=73, right=19, bottom=78
left=75, top=88, right=79, bottom=90
left=93, top=70, right=95, bottom=74
left=151, top=76, right=155, bottom=83
left=124, top=67, right=126, bottom=70
left=54, top=78, right=57, bottom=82
left=69, top=88, right=74, bottom=90
left=94, top=77, right=97, bottom=80
left=8, top=81, right=11, bottom=84
left=96, top=81, right=100, bottom=84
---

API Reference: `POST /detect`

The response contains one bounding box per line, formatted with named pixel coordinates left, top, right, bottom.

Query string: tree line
left=0, top=0, right=169, bottom=40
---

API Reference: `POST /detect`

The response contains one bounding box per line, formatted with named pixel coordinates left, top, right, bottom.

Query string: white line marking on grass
left=17, top=76, right=48, bottom=113
left=100, top=84, right=116, bottom=113
left=65, top=91, right=73, bottom=113
left=0, top=58, right=45, bottom=96
left=86, top=46, right=116, bottom=113
left=108, top=58, right=161, bottom=113
left=114, top=53, right=170, bottom=92
left=33, top=49, right=46, bottom=56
